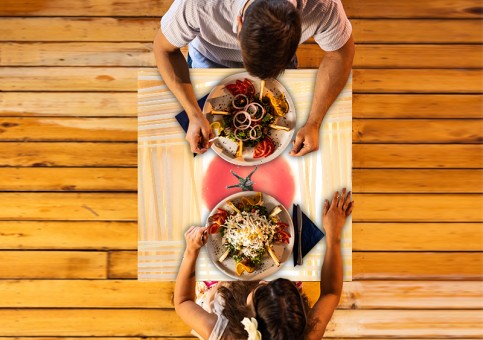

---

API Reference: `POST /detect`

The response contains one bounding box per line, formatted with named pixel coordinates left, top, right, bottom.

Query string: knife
left=296, top=204, right=303, bottom=265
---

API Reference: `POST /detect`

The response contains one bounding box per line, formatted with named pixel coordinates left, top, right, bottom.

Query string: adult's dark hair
left=253, top=278, right=309, bottom=339
left=240, top=0, right=302, bottom=79
left=217, top=281, right=260, bottom=339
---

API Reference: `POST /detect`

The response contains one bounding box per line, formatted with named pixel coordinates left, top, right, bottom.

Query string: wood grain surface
left=0, top=168, right=137, bottom=191
left=353, top=169, right=483, bottom=193
left=0, top=0, right=481, bottom=338
left=1, top=0, right=482, bottom=18
left=0, top=92, right=137, bottom=117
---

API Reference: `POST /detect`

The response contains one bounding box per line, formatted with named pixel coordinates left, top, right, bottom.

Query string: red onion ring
left=244, top=102, right=265, bottom=122
left=232, top=94, right=248, bottom=109
left=249, top=126, right=262, bottom=140
left=233, top=111, right=251, bottom=128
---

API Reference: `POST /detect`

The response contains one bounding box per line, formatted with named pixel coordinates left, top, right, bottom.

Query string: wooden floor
left=0, top=0, right=482, bottom=338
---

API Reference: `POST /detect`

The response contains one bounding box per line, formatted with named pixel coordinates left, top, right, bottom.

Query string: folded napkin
left=175, top=94, right=209, bottom=157
left=292, top=204, right=325, bottom=266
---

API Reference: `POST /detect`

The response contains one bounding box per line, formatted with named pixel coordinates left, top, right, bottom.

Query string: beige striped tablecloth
left=138, top=68, right=352, bottom=281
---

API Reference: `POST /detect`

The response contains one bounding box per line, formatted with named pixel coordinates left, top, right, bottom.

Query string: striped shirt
left=161, top=0, right=352, bottom=68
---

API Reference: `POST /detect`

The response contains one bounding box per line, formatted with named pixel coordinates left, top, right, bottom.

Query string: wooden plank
left=0, top=168, right=137, bottom=191
left=344, top=0, right=483, bottom=18
left=0, top=193, right=136, bottom=221
left=353, top=170, right=483, bottom=193
left=0, top=92, right=137, bottom=117
left=353, top=119, right=483, bottom=143
left=353, top=144, right=482, bottom=169
left=0, top=67, right=138, bottom=92
left=338, top=281, right=483, bottom=309
left=0, top=42, right=154, bottom=67
left=314, top=281, right=483, bottom=309
left=0, top=0, right=481, bottom=18
left=109, top=250, right=137, bottom=279
left=0, top=167, right=137, bottom=191
left=353, top=194, right=482, bottom=222
left=2, top=68, right=482, bottom=93
left=352, top=19, right=482, bottom=43
left=0, top=221, right=137, bottom=249
left=353, top=69, right=483, bottom=93
left=1, top=18, right=481, bottom=43
left=353, top=252, right=482, bottom=280
left=0, top=0, right=172, bottom=16
left=0, top=309, right=189, bottom=337
left=3, top=43, right=482, bottom=69
left=0, top=142, right=136, bottom=167
left=353, top=94, right=483, bottom=119
left=0, top=118, right=136, bottom=142
left=0, top=280, right=481, bottom=309
left=0, top=280, right=172, bottom=308
left=0, top=18, right=160, bottom=42
left=0, top=309, right=479, bottom=337
left=354, top=45, right=483, bottom=69
left=0, top=251, right=107, bottom=279
left=299, top=44, right=483, bottom=69
left=353, top=223, right=482, bottom=251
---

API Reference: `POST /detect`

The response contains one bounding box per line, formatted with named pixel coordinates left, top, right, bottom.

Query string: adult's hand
left=186, top=114, right=214, bottom=154
left=322, top=188, right=353, bottom=243
left=289, top=122, right=320, bottom=157
left=184, top=225, right=208, bottom=255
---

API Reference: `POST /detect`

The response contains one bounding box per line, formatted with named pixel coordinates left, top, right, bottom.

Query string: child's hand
left=184, top=225, right=209, bottom=255
left=323, top=188, right=353, bottom=243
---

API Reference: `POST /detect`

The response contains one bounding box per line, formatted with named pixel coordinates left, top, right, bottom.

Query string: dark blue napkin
left=292, top=204, right=325, bottom=266
left=175, top=94, right=209, bottom=157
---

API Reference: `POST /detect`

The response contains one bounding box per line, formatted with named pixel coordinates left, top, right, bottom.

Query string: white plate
left=205, top=191, right=294, bottom=281
left=203, top=72, right=296, bottom=166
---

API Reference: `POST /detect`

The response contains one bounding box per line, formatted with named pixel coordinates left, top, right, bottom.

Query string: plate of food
left=205, top=191, right=294, bottom=280
left=203, top=72, right=296, bottom=166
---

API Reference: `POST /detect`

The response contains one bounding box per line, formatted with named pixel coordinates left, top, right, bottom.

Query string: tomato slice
left=225, top=84, right=239, bottom=96
left=264, top=142, right=274, bottom=157
left=253, top=139, right=267, bottom=158
left=276, top=222, right=289, bottom=230
left=278, top=230, right=291, bottom=239
left=243, top=79, right=255, bottom=96
left=209, top=223, right=221, bottom=234
left=262, top=136, right=275, bottom=158
left=216, top=208, right=228, bottom=218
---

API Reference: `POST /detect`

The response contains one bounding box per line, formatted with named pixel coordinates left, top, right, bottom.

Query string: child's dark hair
left=217, top=281, right=259, bottom=339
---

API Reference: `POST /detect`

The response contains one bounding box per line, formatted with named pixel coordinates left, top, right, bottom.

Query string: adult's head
left=239, top=0, right=302, bottom=79
left=250, top=278, right=308, bottom=339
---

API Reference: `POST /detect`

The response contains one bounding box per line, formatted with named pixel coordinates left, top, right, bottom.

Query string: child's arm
left=305, top=189, right=353, bottom=340
left=174, top=225, right=217, bottom=339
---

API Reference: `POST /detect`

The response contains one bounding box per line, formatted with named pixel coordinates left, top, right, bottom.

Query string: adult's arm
left=305, top=189, right=353, bottom=340
left=153, top=30, right=213, bottom=153
left=174, top=225, right=217, bottom=339
left=290, top=35, right=354, bottom=156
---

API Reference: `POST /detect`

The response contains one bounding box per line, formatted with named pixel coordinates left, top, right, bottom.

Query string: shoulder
left=301, top=0, right=346, bottom=13
left=167, top=0, right=221, bottom=14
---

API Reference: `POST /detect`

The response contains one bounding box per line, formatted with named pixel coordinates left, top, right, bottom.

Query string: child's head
left=251, top=278, right=308, bottom=339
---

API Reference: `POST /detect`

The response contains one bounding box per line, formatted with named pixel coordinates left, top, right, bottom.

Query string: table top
left=138, top=68, right=352, bottom=281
